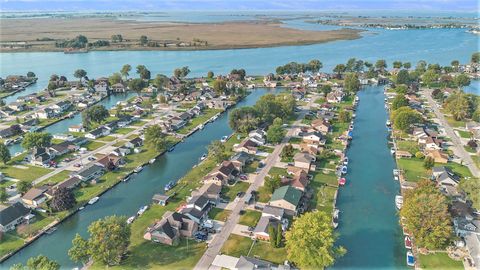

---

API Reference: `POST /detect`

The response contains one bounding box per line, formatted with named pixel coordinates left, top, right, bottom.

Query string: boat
left=403, top=226, right=410, bottom=236
left=386, top=120, right=391, bottom=127
left=134, top=166, right=143, bottom=173
left=45, top=227, right=57, bottom=234
left=395, top=195, right=403, bottom=210
left=393, top=169, right=400, bottom=176
left=404, top=236, right=412, bottom=249
left=88, top=197, right=99, bottom=205
left=168, top=146, right=175, bottom=152
left=137, top=205, right=149, bottom=216
left=164, top=181, right=176, bottom=191
left=332, top=209, right=339, bottom=229
left=394, top=175, right=399, bottom=181
left=198, top=124, right=204, bottom=130
left=200, top=153, right=207, bottom=161
left=123, top=176, right=130, bottom=182
left=338, top=177, right=346, bottom=186
left=149, top=158, right=156, bottom=164
left=212, top=114, right=218, bottom=121
left=390, top=148, right=396, bottom=155
left=79, top=206, right=85, bottom=211
left=352, top=113, right=356, bottom=118
left=220, top=135, right=228, bottom=143
left=341, top=166, right=348, bottom=175
left=349, top=124, right=354, bottom=130
left=343, top=157, right=349, bottom=166
left=406, top=251, right=415, bottom=267
left=127, top=216, right=136, bottom=224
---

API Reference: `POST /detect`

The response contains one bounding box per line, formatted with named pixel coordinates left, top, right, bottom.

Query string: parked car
left=239, top=174, right=248, bottom=180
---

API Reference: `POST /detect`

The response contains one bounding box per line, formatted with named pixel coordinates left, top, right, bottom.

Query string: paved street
left=422, top=88, right=479, bottom=178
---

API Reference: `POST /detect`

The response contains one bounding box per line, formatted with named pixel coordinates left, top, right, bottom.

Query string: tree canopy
left=11, top=255, right=60, bottom=270
left=144, top=125, right=167, bottom=153
left=459, top=178, right=480, bottom=210
left=50, top=187, right=76, bottom=212
left=391, top=107, right=422, bottom=133
left=21, top=132, right=52, bottom=149
left=391, top=95, right=409, bottom=110
left=0, top=143, right=11, bottom=164
left=343, top=73, right=360, bottom=93
left=266, top=118, right=285, bottom=144
left=207, top=140, right=228, bottom=163
left=82, top=104, right=109, bottom=129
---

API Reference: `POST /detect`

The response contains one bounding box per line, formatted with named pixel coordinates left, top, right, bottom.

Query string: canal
left=332, top=85, right=406, bottom=269
left=1, top=88, right=278, bottom=268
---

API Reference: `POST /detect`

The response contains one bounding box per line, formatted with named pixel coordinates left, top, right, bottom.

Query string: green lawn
left=311, top=171, right=338, bottom=187
left=288, top=137, right=302, bottom=144
left=208, top=208, right=231, bottom=222
left=222, top=181, right=250, bottom=201
left=244, top=160, right=259, bottom=173
left=268, top=167, right=288, bottom=178
left=396, top=140, right=419, bottom=155
left=177, top=109, right=222, bottom=135
left=238, top=210, right=262, bottom=227
left=115, top=127, right=135, bottom=135
left=0, top=233, right=24, bottom=258
left=220, top=234, right=253, bottom=258
left=456, top=129, right=472, bottom=139
left=250, top=241, right=288, bottom=265
left=257, top=145, right=274, bottom=153
left=418, top=253, right=463, bottom=270
left=97, top=135, right=118, bottom=142
left=397, top=158, right=430, bottom=182
left=0, top=165, right=52, bottom=182
left=84, top=141, right=106, bottom=151
left=42, top=170, right=72, bottom=185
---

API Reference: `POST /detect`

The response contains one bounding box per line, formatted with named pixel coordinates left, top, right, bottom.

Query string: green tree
left=266, top=118, right=285, bottom=144
left=403, top=62, right=411, bottom=69
left=268, top=225, right=277, bottom=247
left=394, top=85, right=408, bottom=95
left=68, top=216, right=130, bottom=266
left=140, top=35, right=148, bottom=45
left=207, top=140, right=228, bottom=163
left=396, top=69, right=410, bottom=85
left=392, top=107, right=422, bottom=133
left=108, top=72, right=122, bottom=86
left=453, top=74, right=471, bottom=88
left=207, top=71, right=214, bottom=79
left=50, top=187, right=76, bottom=212
left=153, top=74, right=168, bottom=90
left=229, top=107, right=260, bottom=133
left=68, top=234, right=90, bottom=266
left=344, top=73, right=360, bottom=93
left=416, top=60, right=427, bottom=74
left=333, top=64, right=346, bottom=75
left=26, top=71, right=36, bottom=78
left=213, top=79, right=227, bottom=94
left=471, top=52, right=480, bottom=63
left=422, top=69, right=438, bottom=86
left=21, top=132, right=52, bottom=149
left=12, top=255, right=60, bottom=270
left=276, top=222, right=283, bottom=248
left=423, top=156, right=435, bottom=170
left=0, top=187, right=7, bottom=203
left=136, top=65, right=151, bottom=80
left=128, top=78, right=146, bottom=95
left=451, top=60, right=460, bottom=71
left=459, top=178, right=480, bottom=210
left=281, top=144, right=294, bottom=160
left=0, top=143, right=11, bottom=164
left=392, top=95, right=409, bottom=110
left=375, top=59, right=387, bottom=73
left=320, top=84, right=332, bottom=96
left=120, top=64, right=131, bottom=80
left=74, top=69, right=87, bottom=83
left=308, top=59, right=323, bottom=73
left=338, top=110, right=351, bottom=123
left=444, top=92, right=471, bottom=121
left=393, top=61, right=403, bottom=69
left=264, top=175, right=281, bottom=193
left=400, top=180, right=452, bottom=249
left=144, top=125, right=167, bottom=153
left=17, top=180, right=32, bottom=194
left=285, top=211, right=345, bottom=269
left=82, top=104, right=109, bottom=129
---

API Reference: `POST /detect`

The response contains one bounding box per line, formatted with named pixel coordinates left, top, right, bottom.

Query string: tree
left=264, top=175, right=281, bottom=193
left=320, top=84, right=332, bottom=96
left=229, top=107, right=260, bottom=133
left=268, top=225, right=277, bottom=247
left=392, top=107, right=422, bottom=133
left=21, top=132, right=52, bottom=149
left=431, top=89, right=444, bottom=100
left=308, top=59, right=322, bottom=73
left=213, top=79, right=227, bottom=94
left=266, top=118, right=285, bottom=144
left=276, top=222, right=282, bottom=247
left=74, top=69, right=87, bottom=83
left=444, top=92, right=471, bottom=121
left=128, top=78, right=146, bottom=95
left=0, top=187, right=7, bottom=203
left=333, top=64, right=346, bottom=75
left=459, top=178, right=480, bottom=210
left=400, top=180, right=452, bottom=249
left=423, top=156, right=435, bottom=170
left=285, top=211, right=345, bottom=268
left=396, top=69, right=410, bottom=85
left=140, top=35, right=148, bottom=45
left=0, top=143, right=11, bottom=164
left=281, top=144, right=294, bottom=160
left=395, top=85, right=408, bottom=95
left=144, top=125, right=167, bottom=153
left=403, top=62, right=411, bottom=69
left=451, top=60, right=460, bottom=70
left=207, top=71, right=214, bottom=79
left=69, top=234, right=90, bottom=266
left=207, top=140, right=228, bottom=163
left=108, top=72, right=122, bottom=86
left=471, top=52, right=480, bottom=63
left=17, top=180, right=32, bottom=195
left=136, top=65, right=151, bottom=80
left=453, top=74, right=471, bottom=88
left=392, top=61, right=402, bottom=69
left=12, top=255, right=60, bottom=270
left=68, top=216, right=130, bottom=266
left=120, top=64, right=131, bottom=80
left=375, top=59, right=387, bottom=73
left=422, top=69, right=438, bottom=86
left=338, top=110, right=351, bottom=123
left=344, top=73, right=360, bottom=93
left=50, top=187, right=76, bottom=212
left=82, top=104, right=109, bottom=129
left=26, top=71, right=36, bottom=78
left=391, top=95, right=409, bottom=110
left=153, top=74, right=168, bottom=90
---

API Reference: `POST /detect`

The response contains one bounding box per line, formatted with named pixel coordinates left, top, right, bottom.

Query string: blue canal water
left=332, top=85, right=404, bottom=270
left=0, top=13, right=478, bottom=268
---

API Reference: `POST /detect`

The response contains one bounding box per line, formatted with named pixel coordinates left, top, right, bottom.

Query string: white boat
left=88, top=197, right=99, bottom=205
left=220, top=135, right=228, bottom=143
left=134, top=166, right=143, bottom=173
left=45, top=227, right=57, bottom=234
left=149, top=158, right=156, bottom=164
left=393, top=169, right=400, bottom=176
left=386, top=120, right=391, bottom=127
left=343, top=157, right=349, bottom=166
left=79, top=206, right=85, bottom=211
left=352, top=113, right=356, bottom=118
left=390, top=148, right=396, bottom=155
left=200, top=153, right=207, bottom=161
left=332, top=209, right=340, bottom=229
left=198, top=124, right=204, bottom=130
left=137, top=205, right=149, bottom=216
left=394, top=175, right=399, bottom=181
left=395, top=195, right=403, bottom=210
left=127, top=216, right=136, bottom=224
left=355, top=96, right=359, bottom=102
left=123, top=176, right=130, bottom=182
left=212, top=114, right=218, bottom=121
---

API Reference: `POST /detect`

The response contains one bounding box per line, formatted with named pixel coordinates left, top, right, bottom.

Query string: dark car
left=237, top=192, right=245, bottom=198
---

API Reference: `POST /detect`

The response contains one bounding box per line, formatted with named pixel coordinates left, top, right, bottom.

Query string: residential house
left=248, top=129, right=266, bottom=145
left=35, top=108, right=55, bottom=119
left=22, top=186, right=49, bottom=207
left=293, top=152, right=316, bottom=171
left=262, top=205, right=285, bottom=221
left=111, top=83, right=126, bottom=93
left=68, top=125, right=85, bottom=133
left=268, top=185, right=303, bottom=215
left=125, top=137, right=143, bottom=149
left=326, top=90, right=343, bottom=103
left=234, top=139, right=258, bottom=155
left=30, top=147, right=52, bottom=166
left=152, top=194, right=170, bottom=206
left=204, top=161, right=240, bottom=185
left=94, top=81, right=109, bottom=95
left=74, top=164, right=104, bottom=182
left=230, top=151, right=253, bottom=170
left=191, top=182, right=222, bottom=205
left=181, top=195, right=212, bottom=224
left=253, top=216, right=281, bottom=241
left=8, top=102, right=27, bottom=112
left=46, top=177, right=82, bottom=198
left=0, top=202, right=30, bottom=232
left=85, top=127, right=110, bottom=139
left=311, top=119, right=331, bottom=134
left=0, top=125, right=21, bottom=138
left=51, top=100, right=71, bottom=114
left=144, top=211, right=198, bottom=246
left=96, top=154, right=125, bottom=170
left=288, top=170, right=309, bottom=191
left=302, top=131, right=324, bottom=145
left=426, top=150, right=449, bottom=164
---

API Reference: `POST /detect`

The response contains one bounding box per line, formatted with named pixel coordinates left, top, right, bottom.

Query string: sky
left=0, top=0, right=478, bottom=12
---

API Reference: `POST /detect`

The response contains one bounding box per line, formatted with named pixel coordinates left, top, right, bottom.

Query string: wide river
left=0, top=19, right=478, bottom=269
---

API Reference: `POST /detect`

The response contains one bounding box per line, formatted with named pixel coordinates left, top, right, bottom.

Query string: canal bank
left=332, top=85, right=406, bottom=269
left=0, top=88, right=279, bottom=269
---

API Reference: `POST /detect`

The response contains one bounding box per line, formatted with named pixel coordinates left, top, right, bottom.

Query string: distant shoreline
left=0, top=18, right=363, bottom=53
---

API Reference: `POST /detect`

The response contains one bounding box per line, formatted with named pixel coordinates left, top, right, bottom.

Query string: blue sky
left=0, top=0, right=478, bottom=11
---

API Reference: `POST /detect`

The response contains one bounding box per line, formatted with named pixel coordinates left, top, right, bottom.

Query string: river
left=0, top=13, right=478, bottom=269
left=332, top=85, right=404, bottom=269
left=1, top=88, right=279, bottom=268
